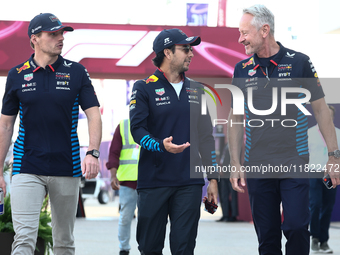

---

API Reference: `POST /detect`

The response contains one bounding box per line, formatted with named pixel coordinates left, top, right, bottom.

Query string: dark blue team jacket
left=130, top=69, right=218, bottom=189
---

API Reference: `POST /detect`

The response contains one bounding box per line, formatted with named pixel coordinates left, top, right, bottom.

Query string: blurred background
left=0, top=0, right=339, bottom=221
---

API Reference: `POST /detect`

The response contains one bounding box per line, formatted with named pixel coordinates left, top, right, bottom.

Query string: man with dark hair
left=152, top=45, right=176, bottom=68
left=228, top=4, right=340, bottom=255
left=130, top=28, right=218, bottom=255
left=0, top=13, right=102, bottom=254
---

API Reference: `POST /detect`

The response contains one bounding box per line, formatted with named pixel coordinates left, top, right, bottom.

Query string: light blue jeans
left=118, top=185, right=138, bottom=251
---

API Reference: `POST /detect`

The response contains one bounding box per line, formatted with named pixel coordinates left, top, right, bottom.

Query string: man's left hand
left=326, top=157, right=340, bottom=188
left=163, top=136, right=190, bottom=154
left=82, top=155, right=100, bottom=179
left=206, top=179, right=218, bottom=203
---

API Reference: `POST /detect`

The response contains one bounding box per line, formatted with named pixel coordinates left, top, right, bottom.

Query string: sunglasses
left=176, top=45, right=193, bottom=54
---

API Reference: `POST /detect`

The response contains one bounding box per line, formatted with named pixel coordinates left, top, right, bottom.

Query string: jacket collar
left=154, top=68, right=186, bottom=83
left=29, top=54, right=63, bottom=73
left=253, top=41, right=286, bottom=69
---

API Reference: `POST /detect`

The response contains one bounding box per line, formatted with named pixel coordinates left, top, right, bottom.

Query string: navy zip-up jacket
left=130, top=69, right=217, bottom=189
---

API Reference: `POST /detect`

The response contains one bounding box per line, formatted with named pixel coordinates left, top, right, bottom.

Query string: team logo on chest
left=248, top=69, right=256, bottom=76
left=155, top=88, right=165, bottom=96
left=56, top=72, right=71, bottom=80
left=24, top=73, right=33, bottom=81
left=278, top=64, right=292, bottom=72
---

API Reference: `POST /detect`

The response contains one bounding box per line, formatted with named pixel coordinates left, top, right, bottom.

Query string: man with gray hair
left=228, top=4, right=340, bottom=255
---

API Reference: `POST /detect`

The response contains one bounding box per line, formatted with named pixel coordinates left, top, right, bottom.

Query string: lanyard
left=254, top=60, right=278, bottom=88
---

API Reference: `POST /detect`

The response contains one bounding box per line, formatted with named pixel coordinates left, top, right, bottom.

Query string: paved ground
left=72, top=197, right=340, bottom=255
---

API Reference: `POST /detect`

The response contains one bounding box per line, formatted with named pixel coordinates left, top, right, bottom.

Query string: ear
left=31, top=35, right=38, bottom=45
left=164, top=48, right=172, bottom=60
left=262, top=24, right=270, bottom=38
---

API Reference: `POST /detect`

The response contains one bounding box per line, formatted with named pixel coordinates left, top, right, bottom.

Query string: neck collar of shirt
left=155, top=68, right=186, bottom=84
left=253, top=41, right=286, bottom=68
left=29, top=54, right=63, bottom=73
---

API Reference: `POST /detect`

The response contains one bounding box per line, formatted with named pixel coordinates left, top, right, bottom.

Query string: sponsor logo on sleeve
left=63, top=61, right=72, bottom=68
left=84, top=69, right=91, bottom=80
left=130, top=90, right=137, bottom=100
left=17, top=61, right=30, bottom=73
left=146, top=75, right=159, bottom=84
left=129, top=99, right=136, bottom=110
left=242, top=57, right=253, bottom=69
left=285, top=52, right=295, bottom=58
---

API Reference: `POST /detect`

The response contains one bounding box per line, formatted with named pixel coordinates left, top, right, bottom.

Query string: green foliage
left=38, top=197, right=53, bottom=255
left=0, top=194, right=53, bottom=255
left=3, top=162, right=12, bottom=175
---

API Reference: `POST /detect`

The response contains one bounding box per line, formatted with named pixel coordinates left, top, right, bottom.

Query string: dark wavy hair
left=152, top=45, right=176, bottom=68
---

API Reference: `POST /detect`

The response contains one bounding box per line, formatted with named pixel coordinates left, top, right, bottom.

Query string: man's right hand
left=163, top=136, right=190, bottom=154
left=110, top=174, right=120, bottom=190
left=109, top=168, right=120, bottom=190
left=230, top=163, right=246, bottom=193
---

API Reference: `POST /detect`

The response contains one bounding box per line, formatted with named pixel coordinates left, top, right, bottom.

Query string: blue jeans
left=309, top=178, right=337, bottom=243
left=119, top=185, right=138, bottom=251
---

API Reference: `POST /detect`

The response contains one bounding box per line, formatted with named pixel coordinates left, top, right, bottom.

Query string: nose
left=238, top=34, right=244, bottom=44
left=188, top=48, right=194, bottom=57
left=57, top=30, right=65, bottom=41
left=59, top=33, right=64, bottom=41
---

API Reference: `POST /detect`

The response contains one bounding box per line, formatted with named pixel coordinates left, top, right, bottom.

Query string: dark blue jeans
left=137, top=185, right=202, bottom=255
left=247, top=178, right=310, bottom=255
left=309, top=178, right=337, bottom=243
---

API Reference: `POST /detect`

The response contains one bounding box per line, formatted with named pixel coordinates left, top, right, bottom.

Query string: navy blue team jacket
left=130, top=69, right=218, bottom=189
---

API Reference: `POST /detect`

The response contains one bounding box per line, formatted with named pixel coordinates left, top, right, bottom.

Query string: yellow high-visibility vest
left=117, top=119, right=139, bottom=181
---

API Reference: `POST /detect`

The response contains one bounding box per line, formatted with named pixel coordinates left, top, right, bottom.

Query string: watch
left=328, top=149, right=340, bottom=158
left=86, top=149, right=100, bottom=158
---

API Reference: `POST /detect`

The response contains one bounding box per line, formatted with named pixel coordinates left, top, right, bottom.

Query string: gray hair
left=243, top=4, right=275, bottom=36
